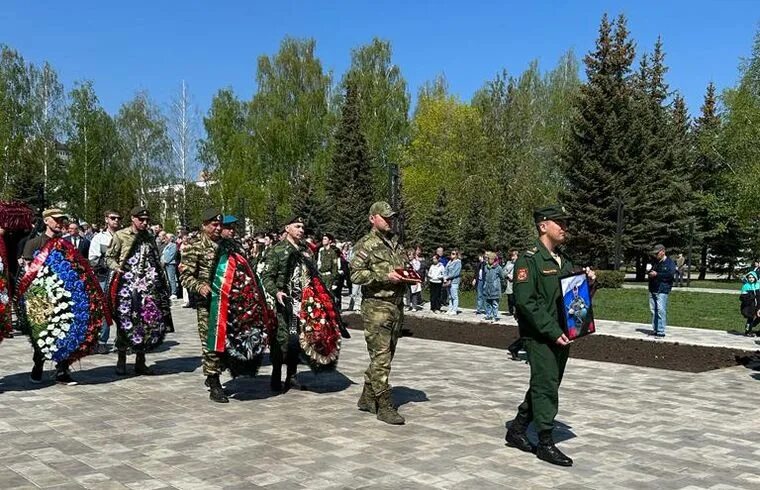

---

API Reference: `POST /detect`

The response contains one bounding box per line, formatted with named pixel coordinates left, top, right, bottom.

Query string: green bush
left=594, top=270, right=625, bottom=289
left=460, top=271, right=476, bottom=291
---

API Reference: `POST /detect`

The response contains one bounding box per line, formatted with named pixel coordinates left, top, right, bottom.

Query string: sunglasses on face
left=135, top=217, right=149, bottom=223
left=108, top=216, right=122, bottom=220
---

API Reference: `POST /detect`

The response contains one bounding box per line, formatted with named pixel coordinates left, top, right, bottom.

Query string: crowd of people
left=0, top=199, right=715, bottom=469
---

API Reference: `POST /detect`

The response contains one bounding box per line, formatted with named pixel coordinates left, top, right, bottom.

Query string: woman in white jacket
left=426, top=255, right=446, bottom=313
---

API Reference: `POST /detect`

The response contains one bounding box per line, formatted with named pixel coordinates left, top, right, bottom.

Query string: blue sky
left=2, top=1, right=758, bottom=118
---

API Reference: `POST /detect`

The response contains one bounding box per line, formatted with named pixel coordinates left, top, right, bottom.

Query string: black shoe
left=536, top=442, right=573, bottom=466
left=115, top=352, right=127, bottom=375
left=284, top=376, right=306, bottom=392
left=55, top=371, right=78, bottom=386
left=505, top=428, right=535, bottom=453
left=134, top=353, right=155, bottom=376
left=507, top=348, right=520, bottom=361
left=206, top=375, right=229, bottom=403
left=29, top=363, right=44, bottom=384
left=270, top=378, right=283, bottom=392
left=536, top=430, right=572, bottom=466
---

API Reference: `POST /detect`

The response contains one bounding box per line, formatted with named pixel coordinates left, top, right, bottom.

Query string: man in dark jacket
left=647, top=244, right=676, bottom=338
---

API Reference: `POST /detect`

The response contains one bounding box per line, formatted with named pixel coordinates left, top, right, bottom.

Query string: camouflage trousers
left=361, top=298, right=404, bottom=395
left=197, top=306, right=224, bottom=376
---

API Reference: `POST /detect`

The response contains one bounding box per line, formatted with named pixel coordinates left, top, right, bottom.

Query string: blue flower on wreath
left=41, top=248, right=93, bottom=363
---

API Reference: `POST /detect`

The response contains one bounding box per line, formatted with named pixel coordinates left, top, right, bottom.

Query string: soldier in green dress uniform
left=504, top=205, right=595, bottom=467
left=350, top=201, right=416, bottom=425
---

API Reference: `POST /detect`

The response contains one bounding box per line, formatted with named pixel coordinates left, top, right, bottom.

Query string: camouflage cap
left=533, top=204, right=570, bottom=224
left=369, top=201, right=396, bottom=218
left=201, top=208, right=222, bottom=223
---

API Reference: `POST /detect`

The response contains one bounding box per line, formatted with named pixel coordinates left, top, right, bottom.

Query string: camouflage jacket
left=261, top=239, right=306, bottom=298
left=105, top=227, right=155, bottom=271
left=349, top=228, right=406, bottom=299
left=178, top=232, right=219, bottom=296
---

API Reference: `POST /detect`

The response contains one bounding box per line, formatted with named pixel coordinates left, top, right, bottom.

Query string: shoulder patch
left=516, top=267, right=529, bottom=282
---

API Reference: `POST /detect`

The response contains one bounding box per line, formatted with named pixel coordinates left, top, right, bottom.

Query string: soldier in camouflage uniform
left=178, top=209, right=228, bottom=403
left=504, top=205, right=596, bottom=467
left=260, top=216, right=307, bottom=393
left=350, top=201, right=413, bottom=425
left=105, top=206, right=160, bottom=377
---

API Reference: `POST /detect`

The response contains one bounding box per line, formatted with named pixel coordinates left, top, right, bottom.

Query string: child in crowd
left=483, top=251, right=506, bottom=322
left=740, top=270, right=760, bottom=336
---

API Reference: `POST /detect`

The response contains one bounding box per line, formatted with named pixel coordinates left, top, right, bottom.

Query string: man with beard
left=23, top=208, right=78, bottom=385
left=261, top=216, right=308, bottom=393
left=179, top=209, right=230, bottom=403
left=350, top=202, right=413, bottom=425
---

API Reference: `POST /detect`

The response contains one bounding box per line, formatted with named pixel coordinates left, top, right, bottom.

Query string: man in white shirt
left=88, top=210, right=122, bottom=354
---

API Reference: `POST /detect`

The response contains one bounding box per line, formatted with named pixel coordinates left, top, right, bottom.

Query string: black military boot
left=115, top=351, right=127, bottom=375
left=375, top=389, right=405, bottom=425
left=134, top=352, right=155, bottom=375
left=206, top=375, right=229, bottom=403
left=357, top=383, right=377, bottom=413
left=505, top=414, right=535, bottom=453
left=536, top=430, right=573, bottom=467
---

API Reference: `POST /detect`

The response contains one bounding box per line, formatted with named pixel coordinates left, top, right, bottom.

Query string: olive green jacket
left=513, top=240, right=574, bottom=343
left=349, top=228, right=406, bottom=300
left=105, top=227, right=154, bottom=271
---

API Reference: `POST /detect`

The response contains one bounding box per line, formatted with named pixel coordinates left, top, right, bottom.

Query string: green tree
left=326, top=80, right=374, bottom=241
left=65, top=81, right=129, bottom=222
left=115, top=92, right=171, bottom=210
left=248, top=37, right=334, bottom=222
left=198, top=89, right=253, bottom=216
left=340, top=38, right=410, bottom=200
left=561, top=14, right=636, bottom=268
left=0, top=46, right=33, bottom=200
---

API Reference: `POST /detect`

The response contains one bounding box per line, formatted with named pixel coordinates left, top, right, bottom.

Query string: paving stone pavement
left=0, top=306, right=758, bottom=489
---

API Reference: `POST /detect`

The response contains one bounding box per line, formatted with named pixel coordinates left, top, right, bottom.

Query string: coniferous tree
left=326, top=79, right=374, bottom=242
left=459, top=194, right=488, bottom=267
left=561, top=14, right=635, bottom=267
left=626, top=38, right=691, bottom=277
left=415, top=187, right=453, bottom=254
left=292, top=172, right=327, bottom=237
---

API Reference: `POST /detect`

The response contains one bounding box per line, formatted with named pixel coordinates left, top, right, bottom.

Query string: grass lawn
left=626, top=279, right=741, bottom=290
left=427, top=288, right=741, bottom=332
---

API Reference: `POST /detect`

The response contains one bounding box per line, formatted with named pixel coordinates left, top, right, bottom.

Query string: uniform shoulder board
left=524, top=248, right=537, bottom=257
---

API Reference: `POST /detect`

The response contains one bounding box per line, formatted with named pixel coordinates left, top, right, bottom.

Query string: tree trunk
left=698, top=244, right=708, bottom=280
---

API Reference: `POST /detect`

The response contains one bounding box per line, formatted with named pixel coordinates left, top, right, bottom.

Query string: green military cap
left=201, top=208, right=222, bottom=223
left=222, top=215, right=238, bottom=226
left=130, top=206, right=150, bottom=218
left=369, top=201, right=396, bottom=218
left=283, top=216, right=304, bottom=229
left=533, top=204, right=570, bottom=224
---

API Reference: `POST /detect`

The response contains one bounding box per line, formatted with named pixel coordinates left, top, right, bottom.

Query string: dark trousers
left=507, top=294, right=516, bottom=315
left=270, top=338, right=298, bottom=383
left=429, top=282, right=443, bottom=311
left=516, top=338, right=569, bottom=432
